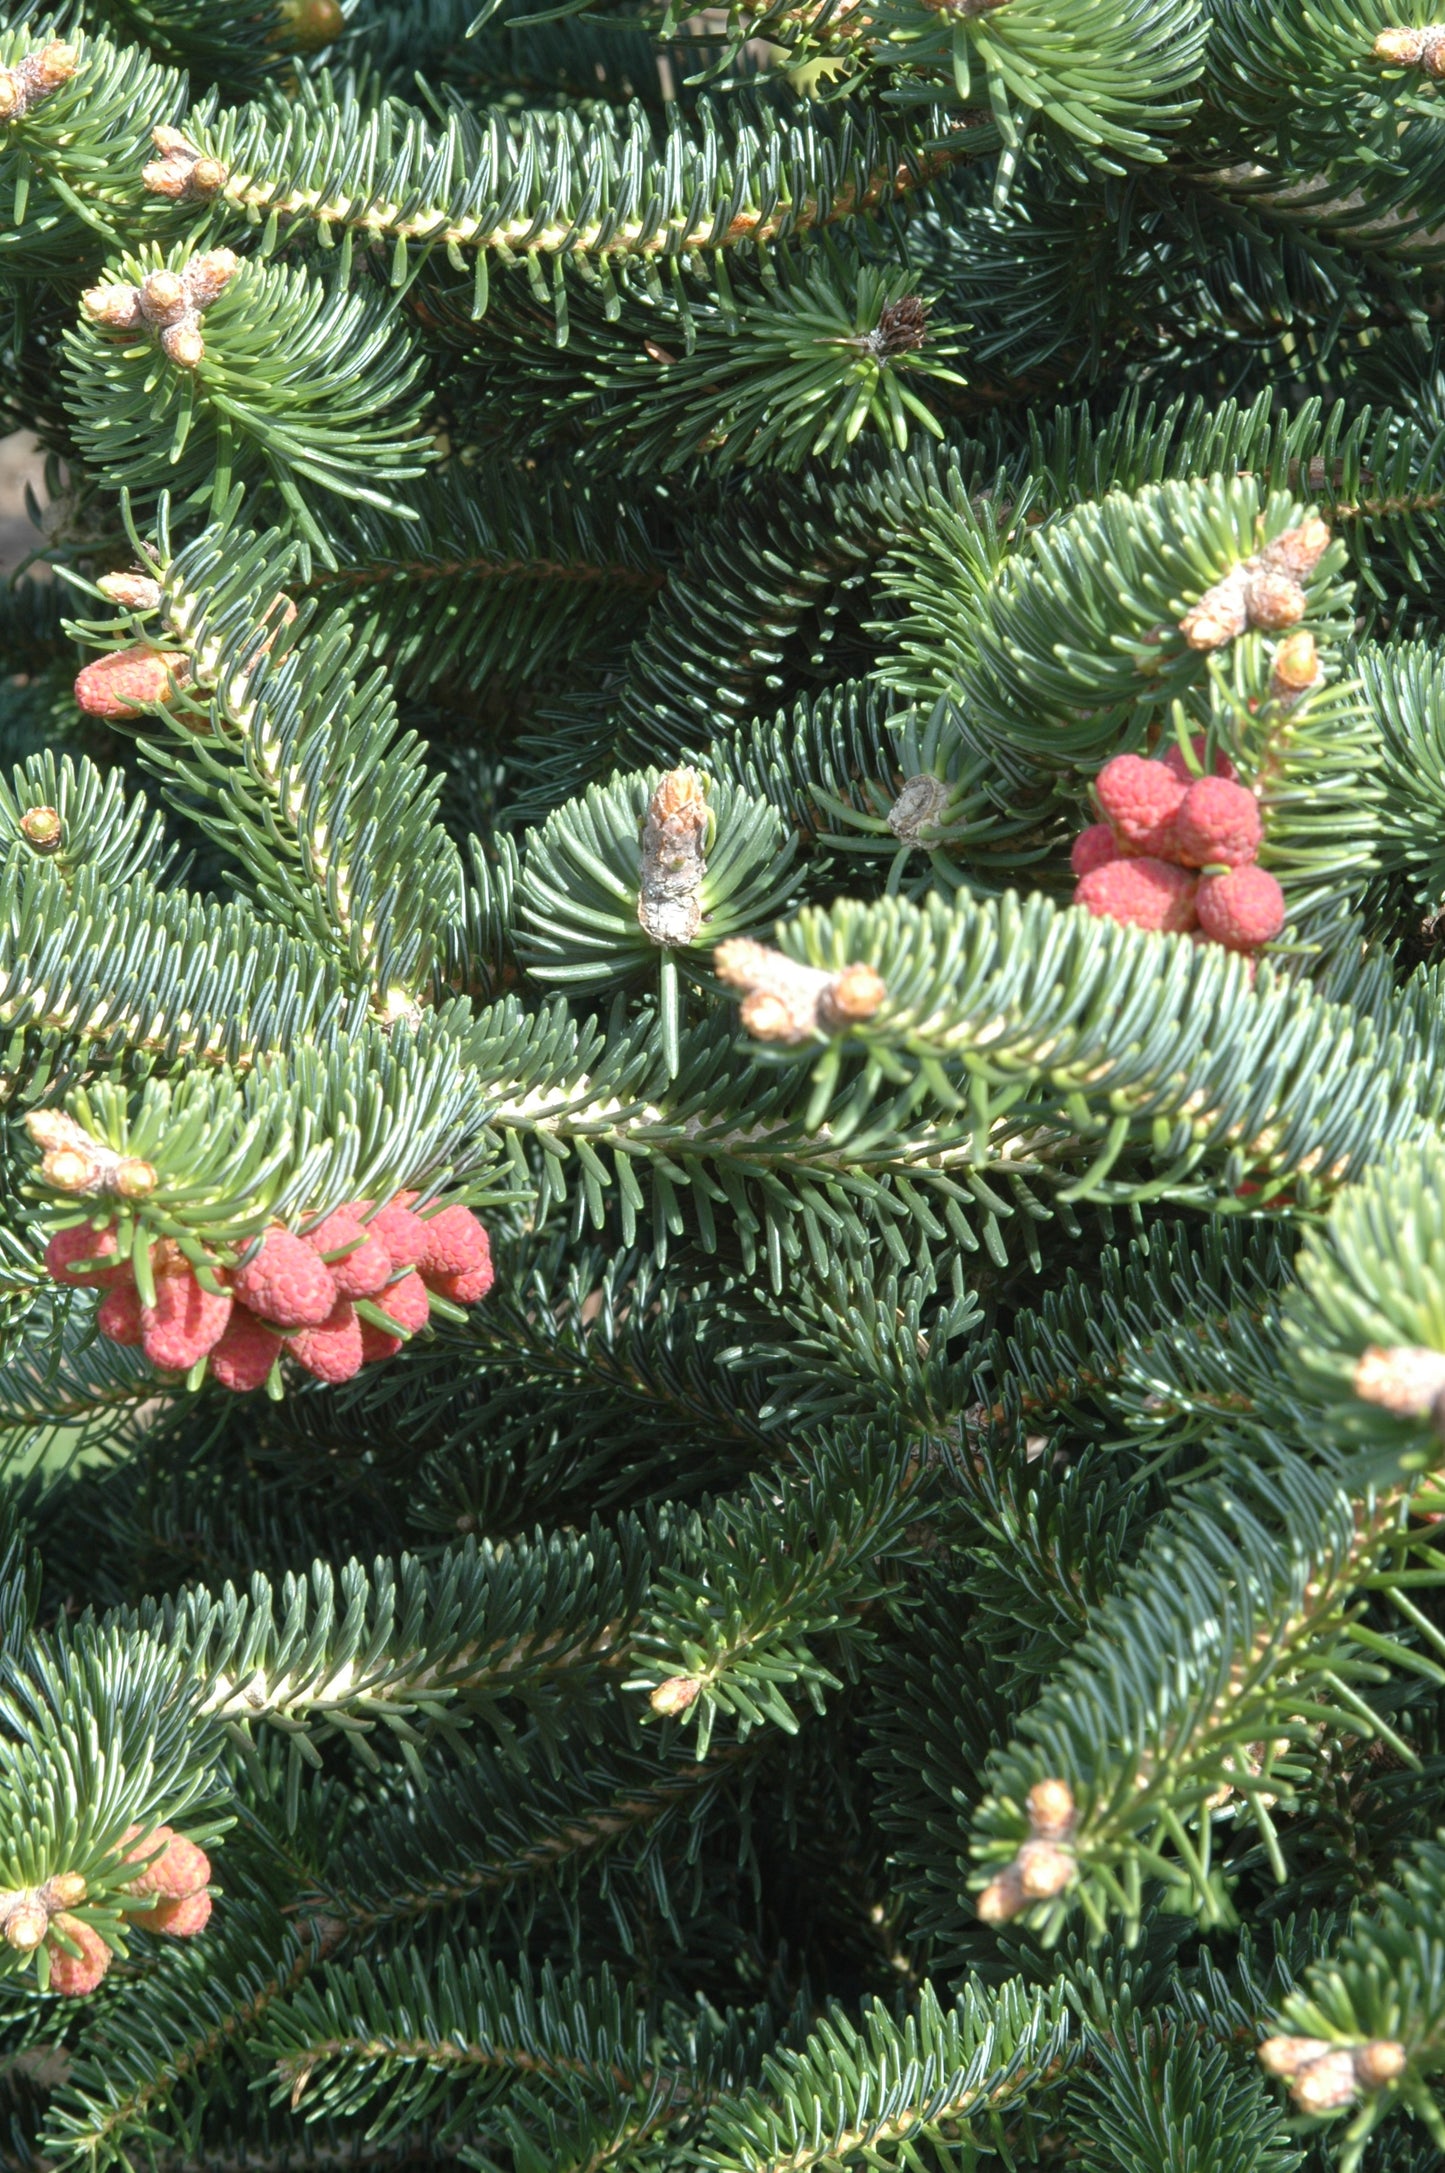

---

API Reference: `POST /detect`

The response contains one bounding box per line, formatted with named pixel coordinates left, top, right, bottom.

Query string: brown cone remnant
left=637, top=768, right=710, bottom=947
left=867, top=295, right=928, bottom=358
left=888, top=773, right=951, bottom=842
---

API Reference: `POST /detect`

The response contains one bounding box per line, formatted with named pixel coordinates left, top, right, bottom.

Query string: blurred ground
left=0, top=431, right=48, bottom=578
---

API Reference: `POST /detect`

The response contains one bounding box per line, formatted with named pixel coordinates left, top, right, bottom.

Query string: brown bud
left=112, top=1158, right=157, bottom=1200
left=276, top=0, right=345, bottom=50
left=97, top=571, right=163, bottom=612
left=161, top=322, right=205, bottom=370
left=1270, top=630, right=1319, bottom=698
left=1291, top=2047, right=1361, bottom=2113
left=183, top=249, right=240, bottom=307
left=152, top=124, right=189, bottom=155
left=1424, top=29, right=1445, bottom=75
left=140, top=270, right=188, bottom=326
left=870, top=295, right=928, bottom=359
left=1351, top=1343, right=1445, bottom=1419
left=1244, top=568, right=1307, bottom=633
left=82, top=284, right=142, bottom=332
left=19, top=806, right=61, bottom=852
left=26, top=1110, right=79, bottom=1152
left=190, top=157, right=227, bottom=196
left=1180, top=568, right=1249, bottom=651
left=31, top=42, right=78, bottom=91
left=821, top=962, right=887, bottom=1026
left=2, top=1897, right=49, bottom=1951
left=1374, top=26, right=1426, bottom=62
left=1353, top=2040, right=1407, bottom=2088
left=976, top=1864, right=1025, bottom=1924
left=1026, top=1777, right=1076, bottom=1840
left=739, top=989, right=800, bottom=1042
left=42, top=1146, right=97, bottom=1193
left=718, top=937, right=885, bottom=1043
left=42, top=1873, right=87, bottom=1911
left=649, top=1677, right=701, bottom=1716
left=1259, top=2035, right=1330, bottom=2079
left=1263, top=516, right=1331, bottom=581
left=0, top=74, right=20, bottom=120
left=142, top=156, right=193, bottom=201
left=1015, top=1838, right=1075, bottom=1900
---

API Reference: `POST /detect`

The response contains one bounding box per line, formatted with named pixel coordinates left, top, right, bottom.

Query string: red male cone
left=207, top=1309, right=284, bottom=1392
left=46, top=1917, right=110, bottom=1996
left=141, top=1268, right=232, bottom=1372
left=291, top=1299, right=365, bottom=1383
left=304, top=1207, right=394, bottom=1298
left=44, top=1221, right=121, bottom=1287
left=359, top=1269, right=431, bottom=1362
left=232, top=1228, right=336, bottom=1327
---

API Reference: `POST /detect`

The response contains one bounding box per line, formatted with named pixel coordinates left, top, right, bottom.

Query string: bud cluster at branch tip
left=82, top=250, right=242, bottom=370
left=1179, top=519, right=1332, bottom=651
left=638, top=768, right=710, bottom=946
left=143, top=126, right=228, bottom=202
left=977, top=1778, right=1077, bottom=1923
left=715, top=939, right=886, bottom=1044
left=0, top=41, right=77, bottom=122
left=1372, top=25, right=1445, bottom=74
left=1258, top=2035, right=1406, bottom=2113
left=25, top=1110, right=155, bottom=1200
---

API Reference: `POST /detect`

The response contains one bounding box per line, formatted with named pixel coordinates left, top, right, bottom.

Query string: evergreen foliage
left=7, top=0, right=1445, bottom=2166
